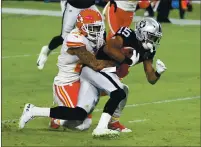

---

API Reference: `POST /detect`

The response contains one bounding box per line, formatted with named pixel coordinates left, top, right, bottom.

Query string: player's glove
left=130, top=50, right=140, bottom=66
left=156, top=59, right=167, bottom=74
left=110, top=0, right=117, bottom=12
left=37, top=46, right=51, bottom=70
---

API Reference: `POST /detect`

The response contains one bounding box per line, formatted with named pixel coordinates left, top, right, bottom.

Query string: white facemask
left=88, top=35, right=105, bottom=53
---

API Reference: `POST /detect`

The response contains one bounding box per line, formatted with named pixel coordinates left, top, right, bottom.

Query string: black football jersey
left=68, top=0, right=95, bottom=9
left=96, top=27, right=156, bottom=63
left=115, top=27, right=156, bottom=63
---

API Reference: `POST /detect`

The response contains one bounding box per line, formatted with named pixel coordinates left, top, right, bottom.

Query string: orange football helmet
left=76, top=9, right=105, bottom=48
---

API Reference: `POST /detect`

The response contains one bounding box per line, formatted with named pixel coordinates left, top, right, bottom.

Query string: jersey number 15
left=117, top=27, right=132, bottom=38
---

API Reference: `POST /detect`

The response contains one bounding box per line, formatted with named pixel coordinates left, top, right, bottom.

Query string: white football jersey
left=116, top=1, right=138, bottom=12
left=54, top=28, right=97, bottom=86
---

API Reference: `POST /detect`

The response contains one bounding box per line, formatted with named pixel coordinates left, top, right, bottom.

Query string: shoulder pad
left=66, top=30, right=86, bottom=48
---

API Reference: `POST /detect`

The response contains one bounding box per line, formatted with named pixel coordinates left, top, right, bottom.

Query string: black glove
left=110, top=0, right=117, bottom=12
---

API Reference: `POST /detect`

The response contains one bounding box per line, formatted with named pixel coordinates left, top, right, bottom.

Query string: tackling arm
left=67, top=46, right=115, bottom=71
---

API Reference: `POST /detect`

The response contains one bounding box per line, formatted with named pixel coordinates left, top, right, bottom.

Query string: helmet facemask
left=81, top=22, right=105, bottom=49
left=135, top=18, right=162, bottom=53
left=142, top=31, right=162, bottom=52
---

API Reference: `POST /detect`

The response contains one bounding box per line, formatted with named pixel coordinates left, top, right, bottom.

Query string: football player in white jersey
left=51, top=8, right=109, bottom=130
left=49, top=8, right=107, bottom=131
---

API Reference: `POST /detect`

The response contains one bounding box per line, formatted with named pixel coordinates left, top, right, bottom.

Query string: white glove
left=130, top=50, right=140, bottom=66
left=37, top=46, right=51, bottom=70
left=156, top=59, right=167, bottom=74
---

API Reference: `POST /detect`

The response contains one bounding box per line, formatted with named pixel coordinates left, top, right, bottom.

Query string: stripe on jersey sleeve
left=66, top=41, right=86, bottom=48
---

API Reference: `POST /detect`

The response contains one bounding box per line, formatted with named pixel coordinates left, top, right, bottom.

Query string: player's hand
left=156, top=59, right=167, bottom=74
left=37, top=55, right=47, bottom=70
left=130, top=50, right=140, bottom=66
left=37, top=46, right=50, bottom=70
left=110, top=0, right=117, bottom=12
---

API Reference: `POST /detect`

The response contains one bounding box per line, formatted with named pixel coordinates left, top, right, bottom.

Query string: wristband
left=155, top=71, right=161, bottom=78
left=122, top=57, right=133, bottom=65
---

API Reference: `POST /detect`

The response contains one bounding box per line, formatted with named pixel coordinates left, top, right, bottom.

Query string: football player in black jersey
left=91, top=17, right=167, bottom=136
left=36, top=0, right=98, bottom=70
left=98, top=17, right=167, bottom=84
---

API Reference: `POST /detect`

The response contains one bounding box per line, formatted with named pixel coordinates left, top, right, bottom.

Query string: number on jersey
left=117, top=27, right=132, bottom=38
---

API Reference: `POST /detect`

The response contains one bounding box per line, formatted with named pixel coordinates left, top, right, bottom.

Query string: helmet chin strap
left=142, top=42, right=154, bottom=53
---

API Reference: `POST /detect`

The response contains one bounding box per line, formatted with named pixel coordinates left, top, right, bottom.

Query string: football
left=116, top=64, right=129, bottom=78
left=116, top=47, right=133, bottom=78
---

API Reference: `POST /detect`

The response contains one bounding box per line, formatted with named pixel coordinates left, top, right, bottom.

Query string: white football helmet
left=135, top=17, right=162, bottom=52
